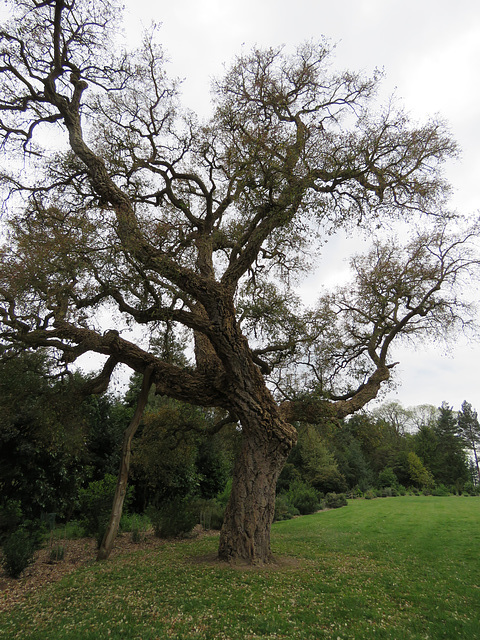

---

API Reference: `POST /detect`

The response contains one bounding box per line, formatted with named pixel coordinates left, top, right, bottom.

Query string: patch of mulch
left=0, top=531, right=177, bottom=613
left=1, top=527, right=296, bottom=612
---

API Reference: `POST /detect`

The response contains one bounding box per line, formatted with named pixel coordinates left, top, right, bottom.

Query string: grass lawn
left=1, top=496, right=479, bottom=639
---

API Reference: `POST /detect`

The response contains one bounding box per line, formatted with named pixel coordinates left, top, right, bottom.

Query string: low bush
left=364, top=489, right=376, bottom=500
left=432, top=484, right=450, bottom=497
left=195, top=499, right=225, bottom=530
left=120, top=513, right=151, bottom=543
left=148, top=499, right=198, bottom=538
left=376, top=486, right=398, bottom=498
left=61, top=520, right=87, bottom=540
left=324, top=493, right=348, bottom=509
left=463, top=481, right=480, bottom=496
left=274, top=494, right=300, bottom=521
left=286, top=481, right=320, bottom=515
left=120, top=512, right=150, bottom=532
left=1, top=523, right=43, bottom=578
left=378, top=467, right=398, bottom=489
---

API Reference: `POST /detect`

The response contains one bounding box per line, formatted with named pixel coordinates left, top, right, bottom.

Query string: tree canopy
left=0, top=0, right=478, bottom=563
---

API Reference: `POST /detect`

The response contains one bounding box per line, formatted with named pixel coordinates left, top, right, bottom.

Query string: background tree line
left=1, top=350, right=478, bottom=548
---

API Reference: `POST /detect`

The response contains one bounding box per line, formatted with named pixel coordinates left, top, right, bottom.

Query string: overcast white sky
left=120, top=0, right=480, bottom=412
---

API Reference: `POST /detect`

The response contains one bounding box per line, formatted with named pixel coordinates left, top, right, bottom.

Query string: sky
left=119, top=0, right=480, bottom=411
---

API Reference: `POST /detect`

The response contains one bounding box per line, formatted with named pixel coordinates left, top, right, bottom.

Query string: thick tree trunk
left=96, top=366, right=153, bottom=561
left=218, top=411, right=296, bottom=564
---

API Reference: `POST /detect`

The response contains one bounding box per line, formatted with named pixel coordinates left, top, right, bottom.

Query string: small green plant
left=120, top=513, right=150, bottom=543
left=1, top=525, right=40, bottom=578
left=49, top=545, right=65, bottom=562
left=148, top=500, right=197, bottom=538
left=61, top=520, right=86, bottom=540
left=377, top=486, right=397, bottom=498
left=131, top=527, right=143, bottom=543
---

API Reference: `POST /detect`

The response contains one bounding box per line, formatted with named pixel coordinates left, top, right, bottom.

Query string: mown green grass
left=1, top=496, right=479, bottom=639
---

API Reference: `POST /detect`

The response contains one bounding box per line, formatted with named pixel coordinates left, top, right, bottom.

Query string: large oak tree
left=0, top=0, right=478, bottom=562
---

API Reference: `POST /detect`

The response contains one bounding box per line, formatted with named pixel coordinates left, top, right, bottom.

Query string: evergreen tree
left=432, top=403, right=469, bottom=488
left=0, top=352, right=88, bottom=518
left=413, top=425, right=439, bottom=477
left=457, top=401, right=480, bottom=483
left=407, top=452, right=435, bottom=489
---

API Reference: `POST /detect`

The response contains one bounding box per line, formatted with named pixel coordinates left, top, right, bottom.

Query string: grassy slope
left=1, top=496, right=479, bottom=639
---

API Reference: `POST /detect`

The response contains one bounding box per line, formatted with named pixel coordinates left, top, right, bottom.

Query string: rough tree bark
left=218, top=414, right=297, bottom=564
left=97, top=365, right=154, bottom=561
left=215, top=349, right=298, bottom=563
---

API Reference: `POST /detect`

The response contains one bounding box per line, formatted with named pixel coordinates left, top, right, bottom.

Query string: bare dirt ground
left=0, top=531, right=172, bottom=613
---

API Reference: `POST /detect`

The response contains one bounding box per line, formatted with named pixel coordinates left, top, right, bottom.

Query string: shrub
left=148, top=499, right=197, bottom=538
left=432, top=484, right=450, bottom=497
left=120, top=513, right=150, bottom=543
left=274, top=494, right=300, bottom=521
left=1, top=525, right=41, bottom=578
left=324, top=493, right=348, bottom=509
left=61, top=520, right=86, bottom=540
left=364, top=489, right=376, bottom=500
left=286, top=481, right=320, bottom=515
left=377, top=486, right=397, bottom=498
left=463, top=481, right=480, bottom=496
left=0, top=500, right=22, bottom=542
left=79, top=474, right=133, bottom=537
left=120, top=512, right=150, bottom=532
left=195, top=499, right=225, bottom=530
left=378, top=467, right=398, bottom=488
